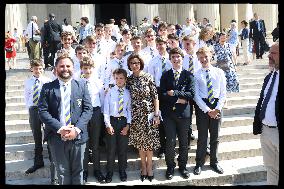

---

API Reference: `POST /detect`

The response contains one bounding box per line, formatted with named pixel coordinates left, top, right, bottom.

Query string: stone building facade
left=5, top=4, right=278, bottom=35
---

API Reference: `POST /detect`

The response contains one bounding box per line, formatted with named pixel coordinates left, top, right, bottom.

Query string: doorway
left=95, top=4, right=131, bottom=27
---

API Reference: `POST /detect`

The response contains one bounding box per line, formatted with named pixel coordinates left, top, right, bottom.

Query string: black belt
left=29, top=106, right=38, bottom=109
left=110, top=116, right=126, bottom=121
left=262, top=123, right=277, bottom=129
left=93, top=106, right=101, bottom=111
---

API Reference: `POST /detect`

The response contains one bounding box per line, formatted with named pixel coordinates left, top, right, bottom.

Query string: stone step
left=239, top=83, right=263, bottom=90
left=227, top=89, right=260, bottom=98
left=5, top=90, right=24, bottom=97
left=235, top=68, right=268, bottom=74
left=5, top=96, right=25, bottom=104
left=5, top=156, right=266, bottom=185
left=4, top=103, right=256, bottom=121
left=5, top=129, right=260, bottom=162
left=5, top=80, right=25, bottom=85
left=237, top=72, right=268, bottom=78
left=5, top=120, right=31, bottom=131
left=226, top=96, right=259, bottom=106
left=238, top=77, right=264, bottom=84
left=5, top=103, right=26, bottom=111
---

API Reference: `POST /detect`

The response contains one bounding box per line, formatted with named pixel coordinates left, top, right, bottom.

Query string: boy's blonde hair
left=30, top=59, right=44, bottom=68
left=80, top=55, right=94, bottom=69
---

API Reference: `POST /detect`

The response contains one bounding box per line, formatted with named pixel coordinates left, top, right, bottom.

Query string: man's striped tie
left=118, top=88, right=124, bottom=116
left=161, top=57, right=166, bottom=74
left=150, top=47, right=154, bottom=58
left=97, top=42, right=101, bottom=54
left=188, top=55, right=194, bottom=74
left=63, top=84, right=71, bottom=126
left=206, top=69, right=215, bottom=104
left=118, top=60, right=123, bottom=69
left=33, top=79, right=40, bottom=106
left=174, top=71, right=180, bottom=85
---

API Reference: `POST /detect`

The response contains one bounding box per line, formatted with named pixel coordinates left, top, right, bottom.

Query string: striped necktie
left=118, top=59, right=123, bottom=69
left=118, top=88, right=124, bottom=116
left=188, top=55, right=194, bottom=74
left=174, top=70, right=180, bottom=85
left=161, top=57, right=166, bottom=74
left=63, top=84, right=71, bottom=126
left=206, top=69, right=215, bottom=104
left=33, top=79, right=40, bottom=106
left=97, top=41, right=101, bottom=54
left=150, top=47, right=154, bottom=58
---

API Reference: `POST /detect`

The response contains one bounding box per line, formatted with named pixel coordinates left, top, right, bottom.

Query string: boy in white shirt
left=72, top=45, right=89, bottom=78
left=103, top=68, right=131, bottom=183
left=79, top=56, right=105, bottom=184
left=141, top=28, right=159, bottom=59
left=24, top=60, right=57, bottom=184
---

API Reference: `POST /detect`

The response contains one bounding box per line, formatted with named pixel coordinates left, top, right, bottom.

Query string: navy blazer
left=249, top=19, right=266, bottom=38
left=253, top=72, right=279, bottom=135
left=38, top=79, right=93, bottom=144
left=160, top=69, right=195, bottom=118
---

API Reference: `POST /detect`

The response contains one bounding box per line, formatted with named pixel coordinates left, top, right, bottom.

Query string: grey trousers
left=48, top=135, right=86, bottom=185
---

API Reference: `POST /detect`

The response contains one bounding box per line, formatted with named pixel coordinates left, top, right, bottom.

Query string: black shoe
left=190, top=133, right=195, bottom=140
left=165, top=167, right=174, bottom=180
left=105, top=172, right=113, bottom=183
left=210, top=163, right=224, bottom=174
left=83, top=170, right=88, bottom=183
left=94, top=171, right=106, bottom=183
left=50, top=179, right=59, bottom=185
left=178, top=167, right=190, bottom=179
left=140, top=172, right=147, bottom=182
left=193, top=165, right=202, bottom=175
left=119, top=170, right=127, bottom=182
left=25, top=164, right=44, bottom=174
left=157, top=149, right=165, bottom=159
left=148, top=174, right=154, bottom=182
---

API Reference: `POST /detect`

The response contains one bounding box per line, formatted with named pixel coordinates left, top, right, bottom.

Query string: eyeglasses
left=147, top=35, right=154, bottom=38
left=129, top=61, right=140, bottom=65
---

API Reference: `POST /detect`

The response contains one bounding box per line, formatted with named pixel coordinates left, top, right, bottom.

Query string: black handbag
left=49, top=21, right=61, bottom=42
left=5, top=47, right=13, bottom=53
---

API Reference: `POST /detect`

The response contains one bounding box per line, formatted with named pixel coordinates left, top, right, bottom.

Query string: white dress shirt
left=103, top=85, right=132, bottom=128
left=182, top=53, right=202, bottom=75
left=148, top=53, right=172, bottom=87
left=262, top=70, right=279, bottom=126
left=194, top=39, right=207, bottom=53
left=24, top=75, right=52, bottom=109
left=90, top=51, right=106, bottom=82
left=104, top=57, right=128, bottom=89
left=79, top=76, right=105, bottom=110
left=194, top=65, right=227, bottom=113
left=71, top=56, right=81, bottom=77
left=141, top=46, right=159, bottom=59
left=26, top=21, right=39, bottom=39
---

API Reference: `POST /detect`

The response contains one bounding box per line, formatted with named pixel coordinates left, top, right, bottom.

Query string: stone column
left=220, top=4, right=238, bottom=31
left=158, top=4, right=167, bottom=22
left=70, top=4, right=95, bottom=26
left=165, top=4, right=178, bottom=24
left=196, top=4, right=220, bottom=30
left=177, top=4, right=194, bottom=25
left=253, top=4, right=278, bottom=33
left=5, top=4, right=28, bottom=33
left=135, top=4, right=159, bottom=26
left=237, top=4, right=253, bottom=29
left=130, top=4, right=137, bottom=26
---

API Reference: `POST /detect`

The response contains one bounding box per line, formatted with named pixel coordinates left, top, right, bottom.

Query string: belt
left=110, top=116, right=126, bottom=121
left=262, top=123, right=277, bottom=129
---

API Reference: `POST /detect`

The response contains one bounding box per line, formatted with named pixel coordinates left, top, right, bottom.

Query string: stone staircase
left=5, top=52, right=269, bottom=185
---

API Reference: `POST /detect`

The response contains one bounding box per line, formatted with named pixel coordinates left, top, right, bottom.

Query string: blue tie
left=33, top=79, right=40, bottom=106
left=259, top=71, right=277, bottom=121
left=63, top=84, right=71, bottom=126
left=206, top=69, right=215, bottom=104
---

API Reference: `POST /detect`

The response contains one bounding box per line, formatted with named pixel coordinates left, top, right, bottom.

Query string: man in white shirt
left=182, top=18, right=197, bottom=38
left=121, top=29, right=134, bottom=55
left=26, top=16, right=41, bottom=60
left=141, top=28, right=159, bottom=59
left=104, top=24, right=117, bottom=62
left=253, top=42, right=279, bottom=185
left=78, top=17, right=94, bottom=44
left=193, top=46, right=226, bottom=176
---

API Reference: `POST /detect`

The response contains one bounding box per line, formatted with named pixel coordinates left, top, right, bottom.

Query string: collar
left=59, top=78, right=72, bottom=87
left=114, top=85, right=126, bottom=91
left=32, top=75, right=41, bottom=81
left=173, top=67, right=183, bottom=73
left=201, top=64, right=213, bottom=72
left=158, top=53, right=168, bottom=60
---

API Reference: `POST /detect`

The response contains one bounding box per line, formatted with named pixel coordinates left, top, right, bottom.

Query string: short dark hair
left=169, top=47, right=184, bottom=60
left=127, top=53, right=144, bottom=71
left=113, top=68, right=127, bottom=79
left=158, top=22, right=167, bottom=31
left=241, top=20, right=248, bottom=27
left=153, top=16, right=160, bottom=23
left=81, top=17, right=89, bottom=24
left=30, top=59, right=44, bottom=68
left=95, top=23, right=104, bottom=29
left=167, top=34, right=179, bottom=41
left=122, top=29, right=131, bottom=35
left=155, top=36, right=167, bottom=44
left=130, top=35, right=142, bottom=41
left=75, top=45, right=88, bottom=54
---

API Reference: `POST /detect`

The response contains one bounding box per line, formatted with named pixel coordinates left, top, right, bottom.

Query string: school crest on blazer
left=77, top=99, right=82, bottom=107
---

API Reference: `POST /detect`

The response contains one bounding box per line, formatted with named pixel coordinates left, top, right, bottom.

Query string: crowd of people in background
left=6, top=11, right=279, bottom=186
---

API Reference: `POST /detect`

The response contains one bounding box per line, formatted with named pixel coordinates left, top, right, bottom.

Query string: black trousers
left=195, top=98, right=222, bottom=166
left=48, top=41, right=61, bottom=66
left=28, top=106, right=44, bottom=166
left=106, top=116, right=129, bottom=173
left=157, top=87, right=166, bottom=152
left=83, top=107, right=104, bottom=172
left=253, top=34, right=265, bottom=58
left=164, top=112, right=190, bottom=169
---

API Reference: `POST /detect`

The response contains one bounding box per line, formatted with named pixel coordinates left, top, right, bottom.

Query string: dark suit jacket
left=253, top=72, right=279, bottom=135
left=160, top=69, right=195, bottom=118
left=38, top=79, right=93, bottom=144
left=249, top=19, right=266, bottom=39
left=43, top=19, right=63, bottom=43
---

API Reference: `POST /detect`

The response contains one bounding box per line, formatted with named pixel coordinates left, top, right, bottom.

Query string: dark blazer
left=249, top=19, right=266, bottom=39
left=38, top=79, right=93, bottom=144
left=253, top=72, right=279, bottom=135
left=160, top=68, right=195, bottom=118
left=43, top=19, right=63, bottom=43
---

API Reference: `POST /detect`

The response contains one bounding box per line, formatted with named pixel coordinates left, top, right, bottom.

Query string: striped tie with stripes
left=118, top=88, right=124, bottom=116
left=33, top=79, right=40, bottom=106
left=63, top=84, right=71, bottom=126
left=174, top=71, right=180, bottom=85
left=188, top=55, right=194, bottom=74
left=161, top=57, right=166, bottom=74
left=206, top=69, right=215, bottom=104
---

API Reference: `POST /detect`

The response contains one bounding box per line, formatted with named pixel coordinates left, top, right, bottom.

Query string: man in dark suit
left=43, top=13, right=63, bottom=68
left=38, top=52, right=93, bottom=185
left=160, top=47, right=195, bottom=180
left=249, top=13, right=266, bottom=59
left=253, top=42, right=279, bottom=185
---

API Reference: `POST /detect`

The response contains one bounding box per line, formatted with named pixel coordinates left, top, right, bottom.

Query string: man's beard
left=58, top=70, right=72, bottom=80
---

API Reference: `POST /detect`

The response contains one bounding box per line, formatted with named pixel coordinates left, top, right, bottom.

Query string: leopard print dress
left=126, top=72, right=160, bottom=151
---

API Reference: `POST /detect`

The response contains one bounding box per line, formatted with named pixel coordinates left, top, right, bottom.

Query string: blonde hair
left=196, top=46, right=213, bottom=56
left=80, top=55, right=94, bottom=69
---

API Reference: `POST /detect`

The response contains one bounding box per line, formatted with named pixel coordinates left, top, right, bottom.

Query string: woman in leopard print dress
left=126, top=53, right=160, bottom=180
